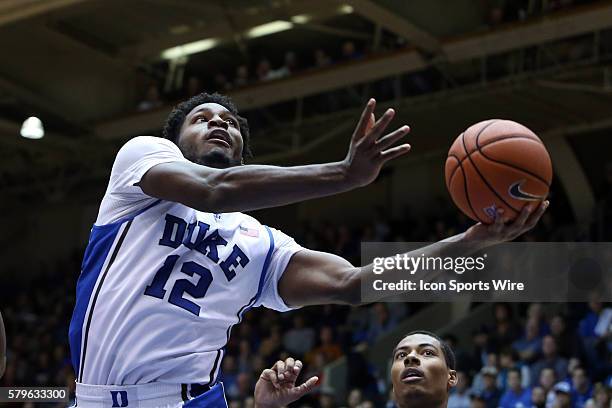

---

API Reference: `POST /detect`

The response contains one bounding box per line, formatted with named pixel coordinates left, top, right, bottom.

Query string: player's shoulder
left=113, top=136, right=183, bottom=169
left=231, top=212, right=263, bottom=228
left=119, top=135, right=179, bottom=153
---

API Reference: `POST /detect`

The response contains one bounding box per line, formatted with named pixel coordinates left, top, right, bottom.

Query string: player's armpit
left=278, top=249, right=361, bottom=307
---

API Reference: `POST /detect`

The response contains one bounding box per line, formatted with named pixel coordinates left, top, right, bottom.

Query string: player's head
left=391, top=330, right=457, bottom=408
left=162, top=92, right=252, bottom=168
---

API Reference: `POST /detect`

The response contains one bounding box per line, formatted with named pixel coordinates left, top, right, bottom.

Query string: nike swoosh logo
left=508, top=180, right=546, bottom=201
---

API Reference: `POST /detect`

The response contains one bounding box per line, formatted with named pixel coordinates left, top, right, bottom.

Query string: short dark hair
left=395, top=330, right=456, bottom=370
left=162, top=92, right=253, bottom=159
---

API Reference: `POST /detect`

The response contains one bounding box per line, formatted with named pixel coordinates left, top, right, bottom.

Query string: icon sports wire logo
left=372, top=253, right=487, bottom=275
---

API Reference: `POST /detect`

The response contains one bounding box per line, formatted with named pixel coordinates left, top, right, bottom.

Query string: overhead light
left=291, top=14, right=312, bottom=24
left=246, top=21, right=293, bottom=39
left=339, top=4, right=354, bottom=14
left=20, top=116, right=44, bottom=139
left=161, top=38, right=219, bottom=60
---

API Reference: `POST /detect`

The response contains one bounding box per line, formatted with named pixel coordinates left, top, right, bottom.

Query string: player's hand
left=343, top=98, right=411, bottom=188
left=254, top=357, right=319, bottom=408
left=463, top=200, right=549, bottom=245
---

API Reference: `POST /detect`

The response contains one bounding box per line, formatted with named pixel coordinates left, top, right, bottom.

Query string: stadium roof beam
left=94, top=2, right=612, bottom=140
left=348, top=0, right=441, bottom=55
left=0, top=75, right=86, bottom=133
left=0, top=0, right=87, bottom=27
left=118, top=0, right=339, bottom=60
left=294, top=22, right=372, bottom=40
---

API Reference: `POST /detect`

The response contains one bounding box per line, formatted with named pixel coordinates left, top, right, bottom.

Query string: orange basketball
left=445, top=119, right=553, bottom=224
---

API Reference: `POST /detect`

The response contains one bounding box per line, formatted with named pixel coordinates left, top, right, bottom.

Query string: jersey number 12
left=143, top=255, right=213, bottom=316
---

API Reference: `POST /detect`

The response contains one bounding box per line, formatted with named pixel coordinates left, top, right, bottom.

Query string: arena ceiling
left=1, top=0, right=612, bottom=208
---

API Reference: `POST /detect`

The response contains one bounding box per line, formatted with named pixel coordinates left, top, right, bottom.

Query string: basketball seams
left=447, top=135, right=541, bottom=182
left=476, top=139, right=552, bottom=187
left=479, top=133, right=544, bottom=148
left=456, top=158, right=483, bottom=223
left=461, top=121, right=521, bottom=215
left=446, top=154, right=461, bottom=191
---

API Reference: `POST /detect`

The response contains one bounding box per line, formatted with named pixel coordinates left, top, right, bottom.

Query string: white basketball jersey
left=69, top=136, right=302, bottom=385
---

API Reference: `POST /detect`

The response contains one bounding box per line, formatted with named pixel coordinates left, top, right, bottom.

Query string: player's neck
left=397, top=398, right=447, bottom=408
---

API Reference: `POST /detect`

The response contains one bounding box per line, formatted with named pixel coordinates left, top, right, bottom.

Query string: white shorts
left=74, top=382, right=227, bottom=408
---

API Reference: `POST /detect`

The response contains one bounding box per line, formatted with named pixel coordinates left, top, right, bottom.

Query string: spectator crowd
left=1, top=3, right=611, bottom=405
left=1, top=186, right=610, bottom=407
left=135, top=0, right=604, bottom=115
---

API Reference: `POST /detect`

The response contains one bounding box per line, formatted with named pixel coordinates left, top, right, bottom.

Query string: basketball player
left=0, top=310, right=5, bottom=379
left=390, top=331, right=458, bottom=408
left=253, top=331, right=457, bottom=408
left=69, top=93, right=547, bottom=407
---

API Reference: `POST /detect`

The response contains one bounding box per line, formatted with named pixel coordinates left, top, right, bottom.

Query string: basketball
left=445, top=119, right=553, bottom=224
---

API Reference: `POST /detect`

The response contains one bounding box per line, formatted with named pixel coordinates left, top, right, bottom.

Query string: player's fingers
left=379, top=144, right=411, bottom=162
left=366, top=109, right=395, bottom=142
left=525, top=200, right=548, bottom=230
left=274, top=360, right=286, bottom=380
left=291, top=376, right=319, bottom=397
left=374, top=126, right=410, bottom=152
left=293, top=360, right=303, bottom=375
left=513, top=203, right=534, bottom=230
left=285, top=357, right=295, bottom=372
left=490, top=208, right=505, bottom=233
left=282, top=357, right=296, bottom=382
left=354, top=99, right=376, bottom=140
left=366, top=113, right=375, bottom=133
left=260, top=369, right=281, bottom=389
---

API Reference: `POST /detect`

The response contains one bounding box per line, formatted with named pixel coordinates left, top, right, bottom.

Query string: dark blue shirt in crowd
left=482, top=388, right=502, bottom=408
left=571, top=385, right=592, bottom=408
left=499, top=388, right=532, bottom=408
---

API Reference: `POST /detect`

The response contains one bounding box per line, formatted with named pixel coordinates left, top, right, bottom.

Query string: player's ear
left=448, top=369, right=458, bottom=389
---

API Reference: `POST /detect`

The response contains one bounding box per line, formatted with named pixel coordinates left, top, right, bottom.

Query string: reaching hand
left=254, top=357, right=319, bottom=408
left=343, top=98, right=411, bottom=188
left=464, top=200, right=549, bottom=245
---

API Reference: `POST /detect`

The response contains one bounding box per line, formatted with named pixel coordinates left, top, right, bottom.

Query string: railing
left=93, top=2, right=612, bottom=143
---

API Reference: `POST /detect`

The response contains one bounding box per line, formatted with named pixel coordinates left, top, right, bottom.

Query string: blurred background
left=0, top=0, right=611, bottom=407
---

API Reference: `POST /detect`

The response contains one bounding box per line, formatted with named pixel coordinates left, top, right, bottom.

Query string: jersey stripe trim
left=69, top=200, right=162, bottom=378
left=255, top=226, right=275, bottom=304
left=78, top=219, right=133, bottom=382
left=69, top=222, right=124, bottom=379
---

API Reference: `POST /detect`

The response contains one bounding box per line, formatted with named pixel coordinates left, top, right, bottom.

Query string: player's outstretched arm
left=139, top=99, right=410, bottom=213
left=254, top=357, right=318, bottom=408
left=279, top=202, right=548, bottom=306
left=0, top=310, right=6, bottom=379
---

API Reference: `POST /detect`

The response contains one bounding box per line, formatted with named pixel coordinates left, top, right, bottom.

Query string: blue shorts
left=183, top=383, right=227, bottom=408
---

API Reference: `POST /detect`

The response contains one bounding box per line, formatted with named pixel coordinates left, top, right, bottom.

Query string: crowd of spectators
left=444, top=301, right=611, bottom=408
left=135, top=0, right=604, bottom=115
left=485, top=0, right=597, bottom=26
left=1, top=183, right=610, bottom=408
left=136, top=39, right=372, bottom=113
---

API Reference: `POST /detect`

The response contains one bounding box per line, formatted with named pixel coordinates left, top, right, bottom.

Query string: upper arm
left=139, top=161, right=220, bottom=211
left=278, top=249, right=359, bottom=307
